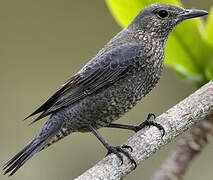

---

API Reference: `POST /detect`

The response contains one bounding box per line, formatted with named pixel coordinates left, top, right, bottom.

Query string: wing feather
left=26, top=44, right=143, bottom=124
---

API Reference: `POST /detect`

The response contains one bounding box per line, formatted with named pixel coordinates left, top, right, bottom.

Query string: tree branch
left=75, top=80, right=213, bottom=180
left=151, top=114, right=213, bottom=180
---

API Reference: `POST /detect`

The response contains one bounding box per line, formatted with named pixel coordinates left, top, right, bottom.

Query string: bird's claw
left=105, top=144, right=137, bottom=169
left=121, top=144, right=133, bottom=152
left=134, top=112, right=165, bottom=137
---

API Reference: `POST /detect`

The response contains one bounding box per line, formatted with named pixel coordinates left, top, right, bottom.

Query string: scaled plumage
left=2, top=3, right=208, bottom=176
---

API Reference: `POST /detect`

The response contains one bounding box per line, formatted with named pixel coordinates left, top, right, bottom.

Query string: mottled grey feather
left=3, top=3, right=208, bottom=176
left=28, top=44, right=144, bottom=124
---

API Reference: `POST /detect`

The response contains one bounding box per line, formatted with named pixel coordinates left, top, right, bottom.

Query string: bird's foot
left=133, top=112, right=165, bottom=137
left=105, top=144, right=137, bottom=169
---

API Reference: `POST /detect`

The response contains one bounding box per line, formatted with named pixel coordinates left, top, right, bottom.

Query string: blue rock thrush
left=2, top=3, right=208, bottom=176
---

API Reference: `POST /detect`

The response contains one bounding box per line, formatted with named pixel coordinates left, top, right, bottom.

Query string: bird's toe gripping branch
left=134, top=112, right=165, bottom=137
left=105, top=144, right=137, bottom=169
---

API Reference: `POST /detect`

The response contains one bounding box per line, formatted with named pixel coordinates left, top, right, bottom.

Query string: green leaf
left=205, top=59, right=213, bottom=80
left=106, top=0, right=212, bottom=85
left=205, top=8, right=213, bottom=47
left=165, top=19, right=209, bottom=78
left=202, top=8, right=213, bottom=83
left=175, top=65, right=204, bottom=87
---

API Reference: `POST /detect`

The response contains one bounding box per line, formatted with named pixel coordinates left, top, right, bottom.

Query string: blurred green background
left=0, top=0, right=212, bottom=180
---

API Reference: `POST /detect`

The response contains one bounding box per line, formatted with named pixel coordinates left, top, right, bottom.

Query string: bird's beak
left=178, top=9, right=208, bottom=20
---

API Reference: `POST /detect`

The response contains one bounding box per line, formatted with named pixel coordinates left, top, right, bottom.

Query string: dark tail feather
left=2, top=137, right=50, bottom=176
left=3, top=115, right=63, bottom=176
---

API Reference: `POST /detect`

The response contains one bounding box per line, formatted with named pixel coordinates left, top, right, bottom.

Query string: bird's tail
left=2, top=117, right=67, bottom=176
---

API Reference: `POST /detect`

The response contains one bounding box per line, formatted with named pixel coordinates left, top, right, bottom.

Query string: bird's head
left=128, top=3, right=208, bottom=39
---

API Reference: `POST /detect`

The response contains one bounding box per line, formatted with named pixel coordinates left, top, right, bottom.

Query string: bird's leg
left=107, top=113, right=165, bottom=137
left=107, top=123, right=139, bottom=131
left=88, top=124, right=137, bottom=169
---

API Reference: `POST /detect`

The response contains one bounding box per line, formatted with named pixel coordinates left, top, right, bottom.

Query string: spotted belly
left=41, top=66, right=162, bottom=151
left=67, top=67, right=161, bottom=131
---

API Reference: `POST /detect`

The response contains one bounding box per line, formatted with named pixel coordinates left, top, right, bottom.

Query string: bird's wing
left=26, top=43, right=144, bottom=124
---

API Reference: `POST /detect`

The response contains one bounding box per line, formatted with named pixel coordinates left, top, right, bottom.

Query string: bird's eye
left=157, top=10, right=169, bottom=18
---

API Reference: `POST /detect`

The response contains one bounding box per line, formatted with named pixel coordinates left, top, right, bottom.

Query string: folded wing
left=26, top=44, right=144, bottom=124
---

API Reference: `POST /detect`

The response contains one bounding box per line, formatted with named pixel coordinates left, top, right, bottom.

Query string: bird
left=2, top=3, right=208, bottom=176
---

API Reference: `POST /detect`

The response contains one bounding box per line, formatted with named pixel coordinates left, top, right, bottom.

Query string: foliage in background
left=106, top=0, right=213, bottom=87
